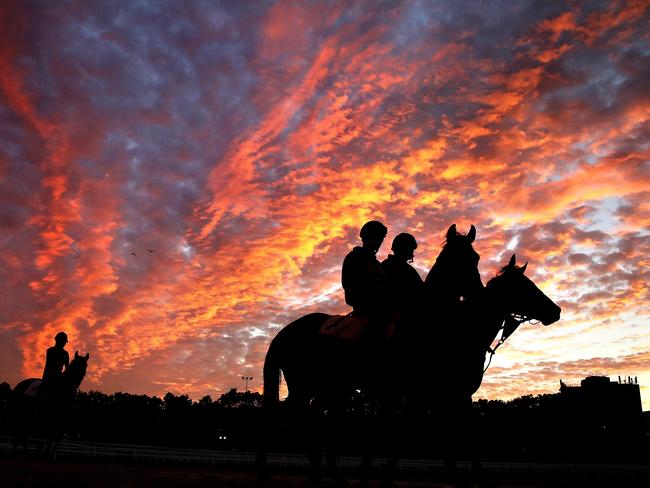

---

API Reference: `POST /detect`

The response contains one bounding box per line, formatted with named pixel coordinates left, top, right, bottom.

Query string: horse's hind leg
left=324, top=451, right=347, bottom=486
left=255, top=447, right=269, bottom=481
left=9, top=431, right=26, bottom=454
left=284, top=392, right=324, bottom=483
left=255, top=405, right=276, bottom=480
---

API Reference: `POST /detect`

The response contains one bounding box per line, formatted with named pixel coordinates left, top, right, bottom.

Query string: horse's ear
left=446, top=224, right=457, bottom=240
left=75, top=351, right=79, bottom=358
left=467, top=225, right=476, bottom=243
left=508, top=254, right=516, bottom=269
left=520, top=262, right=528, bottom=274
left=85, top=353, right=90, bottom=360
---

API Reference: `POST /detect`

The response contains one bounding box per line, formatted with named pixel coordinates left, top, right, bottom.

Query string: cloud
left=0, top=0, right=648, bottom=411
left=481, top=350, right=650, bottom=409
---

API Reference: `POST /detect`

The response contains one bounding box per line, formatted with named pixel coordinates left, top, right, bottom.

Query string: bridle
left=483, top=313, right=538, bottom=373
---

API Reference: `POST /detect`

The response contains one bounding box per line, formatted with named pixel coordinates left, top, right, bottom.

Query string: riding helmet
left=359, top=220, right=388, bottom=241
left=391, top=233, right=417, bottom=255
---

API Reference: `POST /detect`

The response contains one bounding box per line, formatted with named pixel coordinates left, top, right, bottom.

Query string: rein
left=483, top=314, right=534, bottom=373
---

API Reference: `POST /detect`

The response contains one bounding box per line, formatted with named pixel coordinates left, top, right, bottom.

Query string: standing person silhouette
left=381, top=233, right=424, bottom=333
left=341, top=220, right=389, bottom=339
left=40, top=332, right=70, bottom=398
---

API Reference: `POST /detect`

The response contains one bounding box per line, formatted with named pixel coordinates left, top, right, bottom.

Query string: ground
left=2, top=456, right=650, bottom=488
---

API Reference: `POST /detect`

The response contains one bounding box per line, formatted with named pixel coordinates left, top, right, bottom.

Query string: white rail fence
left=1, top=435, right=649, bottom=480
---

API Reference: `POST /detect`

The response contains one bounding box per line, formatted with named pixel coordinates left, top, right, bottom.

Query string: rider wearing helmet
left=40, top=331, right=70, bottom=397
left=341, top=221, right=389, bottom=336
left=381, top=233, right=424, bottom=328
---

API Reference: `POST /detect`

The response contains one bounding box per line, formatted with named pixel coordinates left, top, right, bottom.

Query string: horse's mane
left=425, top=226, right=483, bottom=309
left=65, top=356, right=88, bottom=387
left=439, top=228, right=473, bottom=249
left=443, top=231, right=473, bottom=245
left=432, top=232, right=470, bottom=268
left=68, top=356, right=84, bottom=368
left=486, top=261, right=528, bottom=290
left=428, top=244, right=452, bottom=276
left=429, top=227, right=478, bottom=275
left=496, top=263, right=526, bottom=276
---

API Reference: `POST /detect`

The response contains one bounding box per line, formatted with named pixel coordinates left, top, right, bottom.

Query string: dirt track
left=3, top=455, right=650, bottom=488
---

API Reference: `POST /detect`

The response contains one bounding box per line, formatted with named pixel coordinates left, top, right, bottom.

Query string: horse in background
left=10, top=351, right=89, bottom=455
left=257, top=224, right=485, bottom=481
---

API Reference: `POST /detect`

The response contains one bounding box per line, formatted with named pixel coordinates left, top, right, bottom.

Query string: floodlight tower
left=241, top=375, right=253, bottom=391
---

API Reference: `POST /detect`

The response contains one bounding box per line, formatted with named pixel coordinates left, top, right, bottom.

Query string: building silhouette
left=557, top=375, right=644, bottom=461
left=559, top=375, right=642, bottom=417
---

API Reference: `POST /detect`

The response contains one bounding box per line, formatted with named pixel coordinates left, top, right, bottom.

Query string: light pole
left=241, top=375, right=253, bottom=391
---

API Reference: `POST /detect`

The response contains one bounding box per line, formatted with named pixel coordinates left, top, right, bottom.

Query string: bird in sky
left=147, top=249, right=154, bottom=253
left=131, top=252, right=136, bottom=256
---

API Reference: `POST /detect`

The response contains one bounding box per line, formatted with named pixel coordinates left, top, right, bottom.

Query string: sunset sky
left=1, top=0, right=649, bottom=409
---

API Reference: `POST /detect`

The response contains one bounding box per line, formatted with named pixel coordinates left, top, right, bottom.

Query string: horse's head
left=65, top=351, right=89, bottom=390
left=426, top=224, right=483, bottom=302
left=486, top=255, right=561, bottom=326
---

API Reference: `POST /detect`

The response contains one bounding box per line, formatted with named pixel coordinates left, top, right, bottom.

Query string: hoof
left=333, top=475, right=348, bottom=487
left=308, top=474, right=322, bottom=485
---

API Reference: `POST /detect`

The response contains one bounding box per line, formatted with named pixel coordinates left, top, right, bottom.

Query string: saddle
left=318, top=314, right=397, bottom=341
left=319, top=314, right=370, bottom=341
left=24, top=380, right=42, bottom=398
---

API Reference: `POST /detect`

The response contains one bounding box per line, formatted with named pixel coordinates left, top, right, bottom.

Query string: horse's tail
left=263, top=336, right=282, bottom=408
left=257, top=333, right=283, bottom=479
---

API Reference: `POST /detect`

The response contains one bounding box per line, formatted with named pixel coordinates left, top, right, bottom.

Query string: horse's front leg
left=380, top=393, right=406, bottom=488
left=324, top=450, right=347, bottom=486
left=439, top=398, right=463, bottom=487
left=357, top=454, right=373, bottom=488
left=443, top=393, right=481, bottom=488
left=46, top=436, right=59, bottom=459
left=467, top=401, right=488, bottom=487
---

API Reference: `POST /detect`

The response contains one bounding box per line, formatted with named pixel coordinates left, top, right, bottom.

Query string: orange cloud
left=1, top=1, right=648, bottom=411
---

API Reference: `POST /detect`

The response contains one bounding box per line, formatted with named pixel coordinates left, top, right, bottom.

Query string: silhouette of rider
left=381, top=233, right=424, bottom=329
left=40, top=331, right=69, bottom=397
left=341, top=220, right=389, bottom=338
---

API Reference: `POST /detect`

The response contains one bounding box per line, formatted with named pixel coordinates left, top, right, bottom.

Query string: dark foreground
left=2, top=456, right=650, bottom=488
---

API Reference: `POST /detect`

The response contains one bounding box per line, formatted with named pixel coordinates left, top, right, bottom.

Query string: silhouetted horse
left=11, top=351, right=89, bottom=455
left=258, top=227, right=561, bottom=485
left=380, top=254, right=561, bottom=486
left=257, top=224, right=485, bottom=481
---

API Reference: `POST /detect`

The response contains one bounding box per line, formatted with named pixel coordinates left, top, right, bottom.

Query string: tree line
left=0, top=382, right=647, bottom=461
